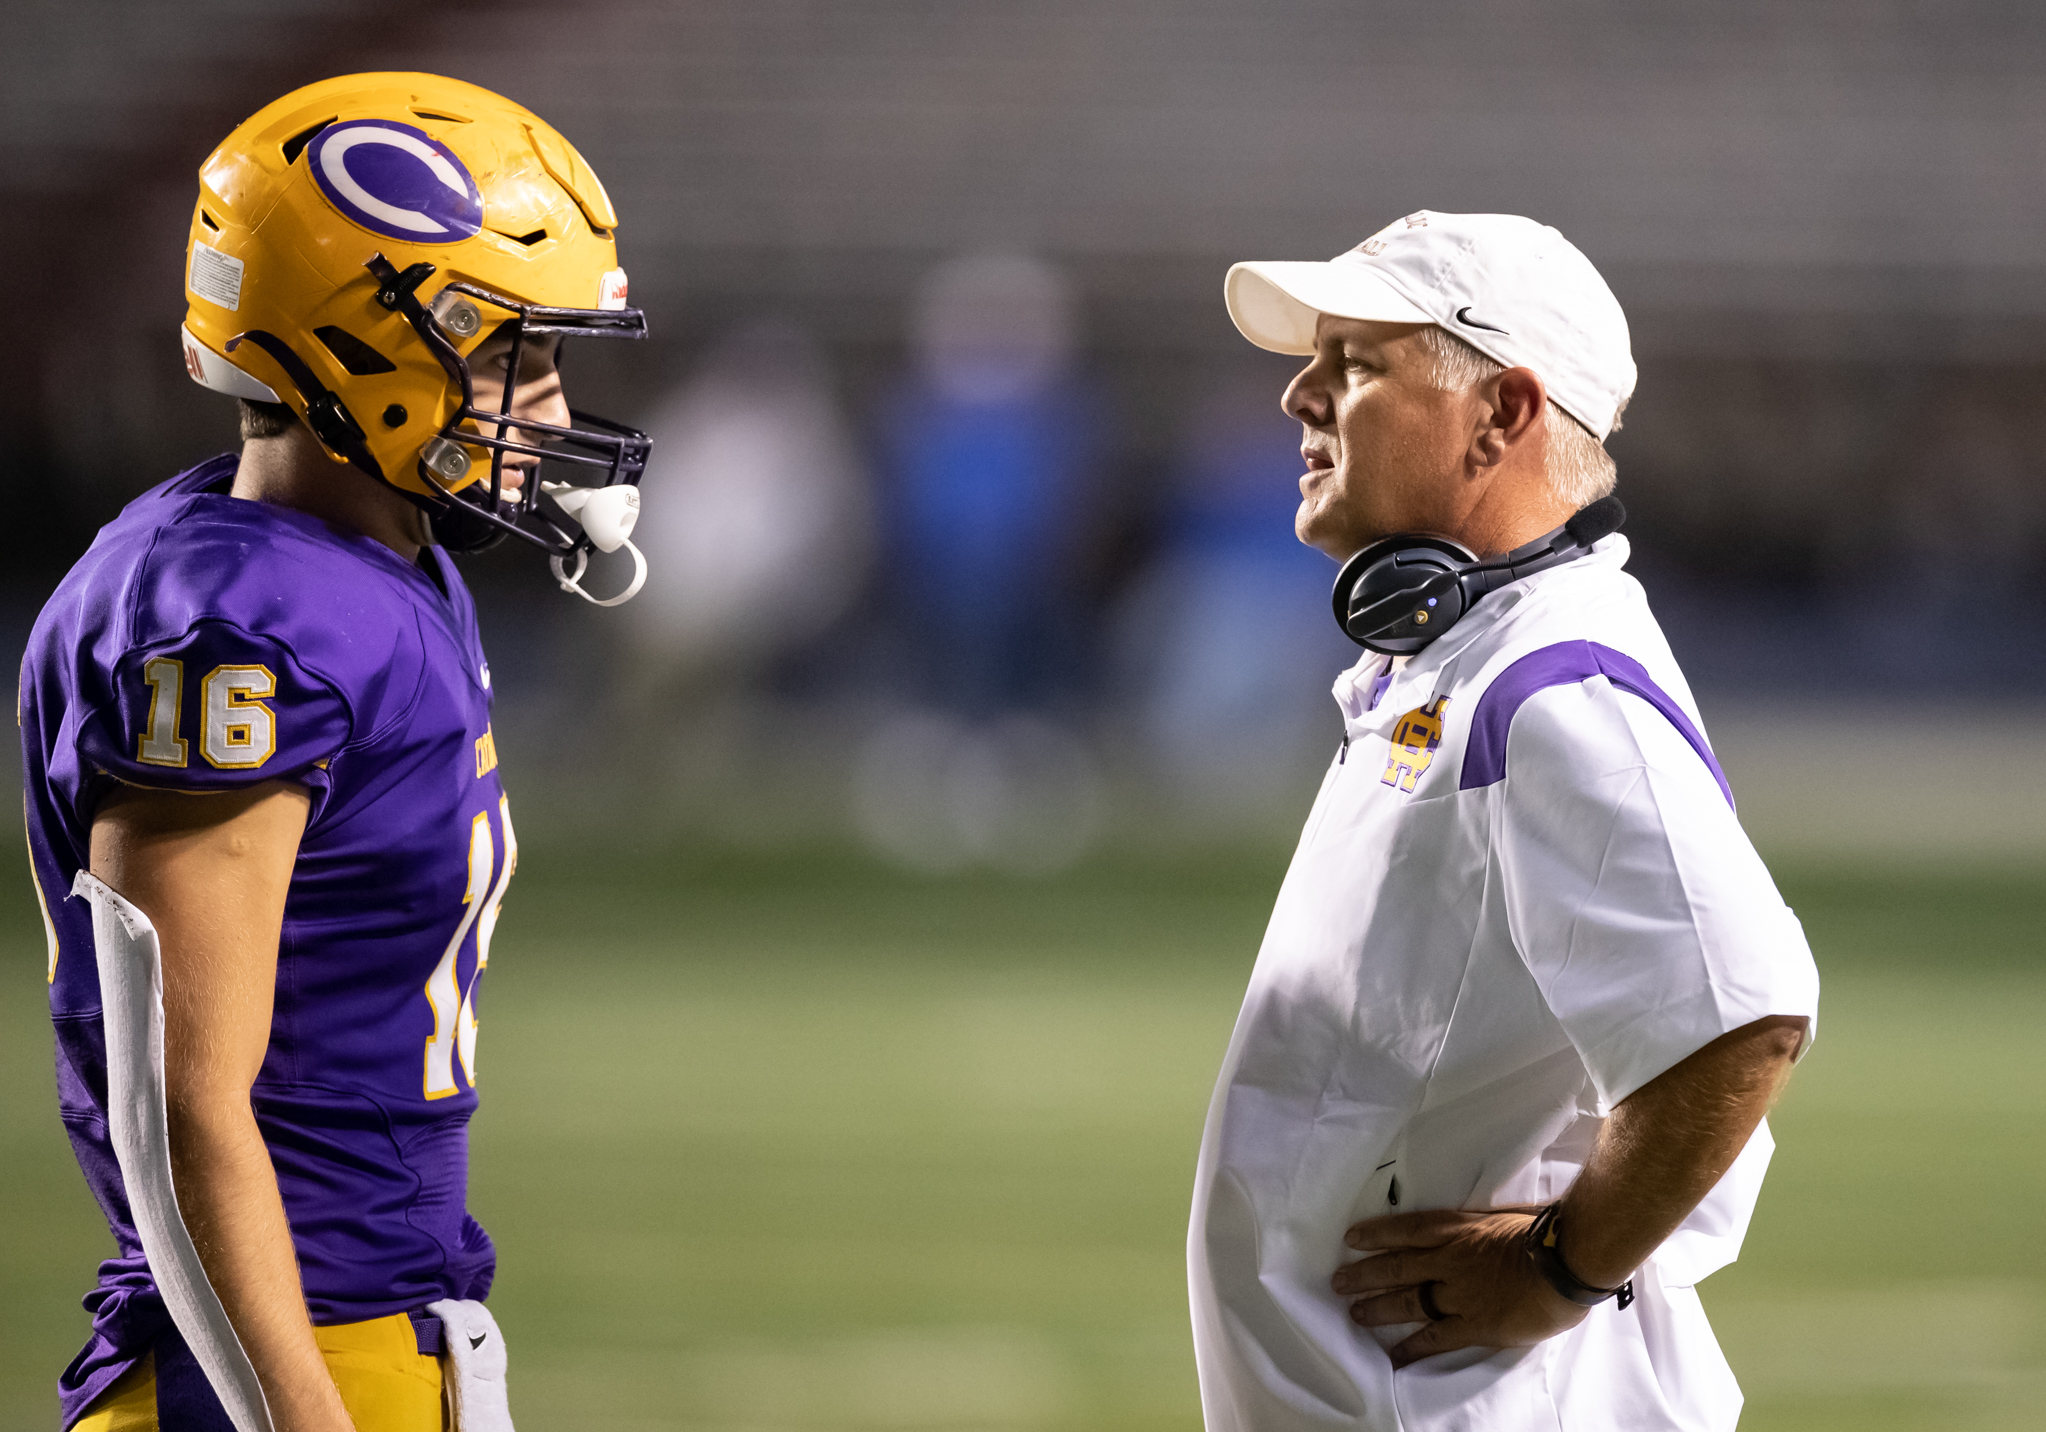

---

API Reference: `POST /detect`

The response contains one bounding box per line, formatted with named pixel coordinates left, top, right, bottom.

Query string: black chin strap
left=224, top=330, right=384, bottom=481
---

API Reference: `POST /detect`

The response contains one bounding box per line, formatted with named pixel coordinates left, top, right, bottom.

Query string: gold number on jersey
left=460, top=795, right=516, bottom=1086
left=199, top=665, right=277, bottom=769
left=424, top=798, right=515, bottom=1099
left=137, top=658, right=189, bottom=767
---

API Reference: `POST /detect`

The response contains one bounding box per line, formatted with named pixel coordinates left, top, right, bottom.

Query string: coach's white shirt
left=1188, top=536, right=1820, bottom=1432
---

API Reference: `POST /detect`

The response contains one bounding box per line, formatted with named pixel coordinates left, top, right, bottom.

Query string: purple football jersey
left=22, top=455, right=514, bottom=1426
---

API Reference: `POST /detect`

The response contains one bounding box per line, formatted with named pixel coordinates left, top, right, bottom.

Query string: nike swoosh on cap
left=1455, top=306, right=1510, bottom=335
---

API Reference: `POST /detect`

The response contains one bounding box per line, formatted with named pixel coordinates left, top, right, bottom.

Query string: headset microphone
left=1332, top=496, right=1627, bottom=654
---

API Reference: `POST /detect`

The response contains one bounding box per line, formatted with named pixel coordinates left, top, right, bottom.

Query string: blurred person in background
left=880, top=251, right=1101, bottom=713
left=1112, top=368, right=1358, bottom=821
left=626, top=318, right=873, bottom=685
left=854, top=253, right=1109, bottom=872
left=1186, top=212, right=1820, bottom=1432
left=23, top=75, right=650, bottom=1432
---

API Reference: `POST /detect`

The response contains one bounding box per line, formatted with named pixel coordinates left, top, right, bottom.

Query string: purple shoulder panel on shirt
left=1457, top=640, right=1734, bottom=807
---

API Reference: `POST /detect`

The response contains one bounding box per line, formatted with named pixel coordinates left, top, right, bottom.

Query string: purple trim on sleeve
left=1458, top=640, right=1733, bottom=807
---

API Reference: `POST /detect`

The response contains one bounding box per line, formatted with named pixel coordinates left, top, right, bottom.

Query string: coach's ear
left=1470, top=367, right=1547, bottom=471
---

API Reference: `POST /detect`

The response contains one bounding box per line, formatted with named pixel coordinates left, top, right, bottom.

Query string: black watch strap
left=1526, top=1204, right=1635, bottom=1310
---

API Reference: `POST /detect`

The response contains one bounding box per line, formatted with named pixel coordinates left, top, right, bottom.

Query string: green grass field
left=3, top=846, right=2041, bottom=1430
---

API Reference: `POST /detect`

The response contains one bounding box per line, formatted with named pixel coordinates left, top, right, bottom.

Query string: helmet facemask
left=366, top=255, right=652, bottom=603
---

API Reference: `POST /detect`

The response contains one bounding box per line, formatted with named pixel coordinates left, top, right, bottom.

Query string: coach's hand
left=1332, top=1208, right=1586, bottom=1368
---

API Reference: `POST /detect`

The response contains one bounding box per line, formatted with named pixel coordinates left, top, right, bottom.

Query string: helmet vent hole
left=411, top=108, right=471, bottom=124
left=313, top=326, right=398, bottom=377
left=280, top=117, right=336, bottom=166
left=492, top=227, right=549, bottom=247
left=199, top=209, right=221, bottom=232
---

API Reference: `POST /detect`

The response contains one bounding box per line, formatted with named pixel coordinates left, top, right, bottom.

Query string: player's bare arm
left=89, top=782, right=353, bottom=1431
left=1334, top=1012, right=1809, bottom=1367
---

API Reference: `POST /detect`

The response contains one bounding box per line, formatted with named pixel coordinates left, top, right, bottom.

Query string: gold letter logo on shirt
left=1382, top=696, right=1450, bottom=793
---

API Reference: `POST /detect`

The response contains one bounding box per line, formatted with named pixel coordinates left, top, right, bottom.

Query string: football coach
left=1186, top=212, right=1821, bottom=1432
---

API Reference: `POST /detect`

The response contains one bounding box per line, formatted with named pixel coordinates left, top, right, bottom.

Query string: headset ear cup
left=1330, top=544, right=1387, bottom=643
left=1332, top=536, right=1478, bottom=654
left=1333, top=505, right=1624, bottom=655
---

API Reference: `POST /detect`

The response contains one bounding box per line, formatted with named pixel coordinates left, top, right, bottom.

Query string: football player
left=23, top=73, right=651, bottom=1431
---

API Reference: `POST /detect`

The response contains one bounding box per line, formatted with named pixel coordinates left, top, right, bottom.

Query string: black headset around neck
left=1331, top=495, right=1627, bottom=654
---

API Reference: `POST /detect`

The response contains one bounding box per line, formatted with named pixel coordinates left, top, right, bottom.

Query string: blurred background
left=2, top=2, right=2042, bottom=1429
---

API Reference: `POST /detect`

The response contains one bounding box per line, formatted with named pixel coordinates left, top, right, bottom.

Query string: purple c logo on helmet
left=307, top=120, right=483, bottom=244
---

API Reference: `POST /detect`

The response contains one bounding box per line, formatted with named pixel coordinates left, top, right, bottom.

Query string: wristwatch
left=1526, top=1203, right=1635, bottom=1310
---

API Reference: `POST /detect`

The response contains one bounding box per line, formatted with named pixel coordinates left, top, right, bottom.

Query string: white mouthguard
left=541, top=481, right=641, bottom=553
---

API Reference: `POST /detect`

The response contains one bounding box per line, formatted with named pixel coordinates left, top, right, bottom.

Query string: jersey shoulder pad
left=57, top=500, right=434, bottom=797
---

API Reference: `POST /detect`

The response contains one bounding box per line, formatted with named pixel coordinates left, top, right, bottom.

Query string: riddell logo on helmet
left=307, top=120, right=484, bottom=244
left=598, top=269, right=629, bottom=311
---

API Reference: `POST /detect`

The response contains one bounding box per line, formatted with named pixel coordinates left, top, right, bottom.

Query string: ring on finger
left=1416, top=1281, right=1447, bottom=1322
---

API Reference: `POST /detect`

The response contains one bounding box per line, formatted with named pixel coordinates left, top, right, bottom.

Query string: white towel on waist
left=426, top=1299, right=515, bottom=1432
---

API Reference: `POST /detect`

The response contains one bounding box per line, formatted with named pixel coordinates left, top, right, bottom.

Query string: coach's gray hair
left=1411, top=326, right=1620, bottom=508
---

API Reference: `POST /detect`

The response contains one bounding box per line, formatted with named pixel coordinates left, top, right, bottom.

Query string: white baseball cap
left=1224, top=211, right=1636, bottom=440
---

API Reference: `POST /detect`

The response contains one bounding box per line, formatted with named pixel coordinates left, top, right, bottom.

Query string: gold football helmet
left=181, top=72, right=649, bottom=598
